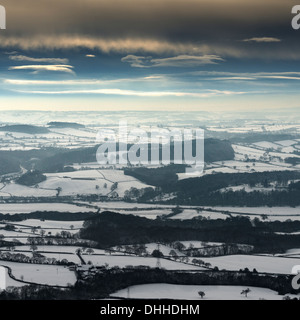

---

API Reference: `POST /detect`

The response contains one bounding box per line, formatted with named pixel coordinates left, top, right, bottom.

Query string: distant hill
left=231, top=133, right=298, bottom=144
left=35, top=146, right=98, bottom=173
left=0, top=138, right=234, bottom=174
left=48, top=122, right=85, bottom=129
left=0, top=125, right=49, bottom=134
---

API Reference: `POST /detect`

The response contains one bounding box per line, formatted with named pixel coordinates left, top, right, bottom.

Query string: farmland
left=1, top=111, right=300, bottom=300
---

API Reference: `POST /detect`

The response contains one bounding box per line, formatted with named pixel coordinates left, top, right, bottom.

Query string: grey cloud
left=0, top=0, right=298, bottom=59
left=122, top=54, right=224, bottom=68
left=0, top=1, right=295, bottom=40
left=9, top=55, right=69, bottom=64
left=242, top=37, right=281, bottom=43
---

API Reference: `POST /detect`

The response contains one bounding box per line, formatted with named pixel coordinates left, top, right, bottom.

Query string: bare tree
left=241, top=288, right=251, bottom=298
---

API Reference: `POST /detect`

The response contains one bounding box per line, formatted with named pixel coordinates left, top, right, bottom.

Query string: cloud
left=189, top=71, right=300, bottom=81
left=9, top=55, right=69, bottom=64
left=0, top=35, right=298, bottom=60
left=121, top=55, right=152, bottom=68
left=0, top=36, right=198, bottom=54
left=1, top=0, right=292, bottom=42
left=0, top=1, right=297, bottom=60
left=242, top=37, right=281, bottom=43
left=3, top=76, right=165, bottom=86
left=8, top=64, right=75, bottom=74
left=121, top=54, right=224, bottom=68
left=13, top=88, right=246, bottom=98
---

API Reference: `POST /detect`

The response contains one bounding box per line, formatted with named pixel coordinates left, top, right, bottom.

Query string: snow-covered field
left=111, top=284, right=286, bottom=300
left=81, top=255, right=204, bottom=270
left=0, top=170, right=152, bottom=198
left=233, top=144, right=300, bottom=161
left=85, top=201, right=176, bottom=210
left=171, top=209, right=228, bottom=220
left=205, top=206, right=300, bottom=215
left=178, top=157, right=298, bottom=180
left=0, top=261, right=76, bottom=286
left=0, top=203, right=96, bottom=214
left=13, top=219, right=84, bottom=230
left=0, top=266, right=26, bottom=288
left=203, top=206, right=300, bottom=221
left=201, top=255, right=299, bottom=274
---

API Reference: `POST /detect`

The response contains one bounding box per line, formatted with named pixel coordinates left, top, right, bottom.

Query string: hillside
left=47, top=122, right=85, bottom=129
left=0, top=125, right=49, bottom=134
left=0, top=155, right=20, bottom=175
left=16, top=170, right=47, bottom=186
left=204, top=139, right=234, bottom=162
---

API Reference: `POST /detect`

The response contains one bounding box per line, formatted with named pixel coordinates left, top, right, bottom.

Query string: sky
left=0, top=0, right=300, bottom=111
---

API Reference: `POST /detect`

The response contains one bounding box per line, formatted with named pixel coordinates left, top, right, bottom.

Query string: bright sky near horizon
left=0, top=0, right=299, bottom=111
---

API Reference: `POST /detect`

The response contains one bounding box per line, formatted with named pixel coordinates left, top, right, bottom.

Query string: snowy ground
left=0, top=261, right=76, bottom=286
left=0, top=170, right=152, bottom=198
left=111, top=284, right=287, bottom=300
left=201, top=255, right=299, bottom=274
left=12, top=219, right=84, bottom=230
left=201, top=206, right=300, bottom=221
left=81, top=255, right=204, bottom=270
left=0, top=203, right=96, bottom=214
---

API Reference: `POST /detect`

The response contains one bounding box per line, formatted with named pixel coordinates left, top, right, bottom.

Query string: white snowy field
left=253, top=141, right=282, bottom=150
left=204, top=206, right=300, bottom=217
left=276, top=140, right=298, bottom=147
left=12, top=219, right=84, bottom=230
left=0, top=266, right=26, bottom=288
left=177, top=159, right=297, bottom=180
left=0, top=261, right=76, bottom=286
left=169, top=209, right=199, bottom=220
left=171, top=209, right=228, bottom=220
left=0, top=183, right=57, bottom=197
left=207, top=123, right=300, bottom=134
left=251, top=140, right=299, bottom=154
left=0, top=203, right=96, bottom=214
left=86, top=201, right=176, bottom=210
left=233, top=144, right=300, bottom=161
left=214, top=160, right=293, bottom=172
left=201, top=255, right=299, bottom=274
left=81, top=255, right=204, bottom=270
left=0, top=228, right=38, bottom=238
left=39, top=170, right=151, bottom=197
left=0, top=169, right=152, bottom=199
left=111, top=284, right=285, bottom=300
